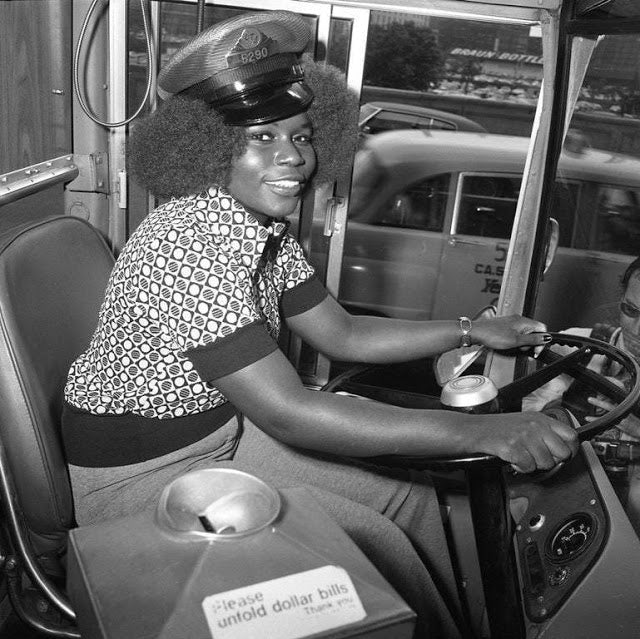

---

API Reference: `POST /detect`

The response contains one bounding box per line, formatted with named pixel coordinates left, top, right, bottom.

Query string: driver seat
left=0, top=216, right=114, bottom=634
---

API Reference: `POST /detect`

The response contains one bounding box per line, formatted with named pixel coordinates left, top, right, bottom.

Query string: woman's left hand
left=473, top=315, right=551, bottom=351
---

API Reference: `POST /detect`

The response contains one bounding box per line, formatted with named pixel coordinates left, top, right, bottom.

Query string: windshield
left=125, top=4, right=640, bottom=392
left=532, top=32, right=640, bottom=332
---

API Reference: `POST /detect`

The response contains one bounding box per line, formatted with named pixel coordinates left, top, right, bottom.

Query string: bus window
left=456, top=175, right=520, bottom=239
left=341, top=9, right=540, bottom=330
left=533, top=30, right=640, bottom=330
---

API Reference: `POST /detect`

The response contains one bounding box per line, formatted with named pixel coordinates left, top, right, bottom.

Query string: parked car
left=358, top=101, right=487, bottom=135
left=322, top=130, right=640, bottom=330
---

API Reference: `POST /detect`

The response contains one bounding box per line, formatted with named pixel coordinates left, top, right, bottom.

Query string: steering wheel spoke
left=499, top=346, right=595, bottom=409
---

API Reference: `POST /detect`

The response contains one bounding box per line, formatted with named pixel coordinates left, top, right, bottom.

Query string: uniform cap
left=157, top=11, right=313, bottom=126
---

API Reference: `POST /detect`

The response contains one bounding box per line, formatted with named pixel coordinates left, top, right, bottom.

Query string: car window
left=364, top=111, right=458, bottom=134
left=425, top=117, right=456, bottom=131
left=456, top=175, right=521, bottom=238
left=363, top=110, right=421, bottom=133
left=376, top=174, right=450, bottom=231
left=455, top=175, right=579, bottom=243
left=592, top=185, right=640, bottom=255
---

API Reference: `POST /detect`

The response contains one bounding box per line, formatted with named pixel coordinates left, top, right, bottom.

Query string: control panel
left=511, top=451, right=607, bottom=622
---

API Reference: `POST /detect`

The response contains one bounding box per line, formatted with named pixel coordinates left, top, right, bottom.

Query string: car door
left=431, top=172, right=521, bottom=319
left=339, top=172, right=451, bottom=319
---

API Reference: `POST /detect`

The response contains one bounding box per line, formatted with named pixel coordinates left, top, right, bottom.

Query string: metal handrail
left=0, top=157, right=79, bottom=207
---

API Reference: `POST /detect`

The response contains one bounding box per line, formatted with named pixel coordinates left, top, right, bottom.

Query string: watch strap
left=458, top=316, right=472, bottom=347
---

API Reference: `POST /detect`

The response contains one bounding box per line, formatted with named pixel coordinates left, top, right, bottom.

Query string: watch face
left=458, top=316, right=472, bottom=347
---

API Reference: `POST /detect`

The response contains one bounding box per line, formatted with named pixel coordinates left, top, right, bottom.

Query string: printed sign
left=202, top=565, right=366, bottom=639
left=449, top=47, right=543, bottom=65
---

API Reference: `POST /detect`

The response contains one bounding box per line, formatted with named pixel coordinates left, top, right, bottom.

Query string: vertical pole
left=467, top=463, right=525, bottom=639
left=108, top=0, right=128, bottom=252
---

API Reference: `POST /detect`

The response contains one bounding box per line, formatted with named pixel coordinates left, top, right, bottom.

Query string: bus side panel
left=0, top=0, right=72, bottom=174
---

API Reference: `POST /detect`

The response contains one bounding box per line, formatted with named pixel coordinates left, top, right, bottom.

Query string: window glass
left=364, top=111, right=458, bottom=133
left=456, top=175, right=520, bottom=238
left=533, top=32, right=640, bottom=331
left=426, top=118, right=456, bottom=131
left=375, top=175, right=449, bottom=230
left=592, top=185, right=640, bottom=254
left=341, top=9, right=540, bottom=342
left=327, top=17, right=351, bottom=73
left=455, top=175, right=578, bottom=244
left=363, top=111, right=420, bottom=133
left=576, top=0, right=640, bottom=20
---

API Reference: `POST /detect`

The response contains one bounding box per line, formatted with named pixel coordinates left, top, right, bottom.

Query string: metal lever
left=323, top=196, right=344, bottom=237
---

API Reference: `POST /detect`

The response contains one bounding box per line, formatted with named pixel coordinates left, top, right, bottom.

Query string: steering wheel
left=321, top=332, right=640, bottom=469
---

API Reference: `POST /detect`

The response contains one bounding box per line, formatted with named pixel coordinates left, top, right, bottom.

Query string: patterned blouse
left=64, top=186, right=326, bottom=421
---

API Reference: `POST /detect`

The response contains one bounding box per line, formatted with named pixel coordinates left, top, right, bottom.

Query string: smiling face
left=225, top=112, right=317, bottom=221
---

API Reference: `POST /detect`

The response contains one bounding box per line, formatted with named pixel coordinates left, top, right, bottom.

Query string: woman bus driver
left=61, top=11, right=578, bottom=638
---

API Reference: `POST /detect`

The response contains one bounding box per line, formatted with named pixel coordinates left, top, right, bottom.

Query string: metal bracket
left=323, top=196, right=344, bottom=237
left=0, top=156, right=79, bottom=206
left=65, top=152, right=110, bottom=194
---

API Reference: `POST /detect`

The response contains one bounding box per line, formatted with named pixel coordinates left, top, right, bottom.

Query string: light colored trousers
left=70, top=417, right=464, bottom=639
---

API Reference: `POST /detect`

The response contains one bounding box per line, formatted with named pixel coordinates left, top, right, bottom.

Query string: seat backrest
left=0, top=216, right=114, bottom=554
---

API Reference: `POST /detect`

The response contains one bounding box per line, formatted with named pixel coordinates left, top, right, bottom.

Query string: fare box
left=67, top=487, right=416, bottom=639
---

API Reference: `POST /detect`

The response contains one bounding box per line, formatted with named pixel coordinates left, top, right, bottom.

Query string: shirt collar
left=191, top=186, right=290, bottom=270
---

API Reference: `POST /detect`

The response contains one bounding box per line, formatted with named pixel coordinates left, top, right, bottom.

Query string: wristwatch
left=458, top=316, right=472, bottom=347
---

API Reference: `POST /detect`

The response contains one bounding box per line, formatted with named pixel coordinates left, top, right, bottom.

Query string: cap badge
left=226, top=28, right=279, bottom=68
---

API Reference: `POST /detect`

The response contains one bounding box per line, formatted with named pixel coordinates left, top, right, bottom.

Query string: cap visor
left=220, top=82, right=313, bottom=126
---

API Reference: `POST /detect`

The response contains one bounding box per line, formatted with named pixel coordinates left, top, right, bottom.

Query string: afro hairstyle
left=128, top=56, right=359, bottom=199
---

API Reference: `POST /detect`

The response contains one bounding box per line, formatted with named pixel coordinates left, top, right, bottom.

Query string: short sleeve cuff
left=183, top=322, right=278, bottom=381
left=281, top=275, right=328, bottom=318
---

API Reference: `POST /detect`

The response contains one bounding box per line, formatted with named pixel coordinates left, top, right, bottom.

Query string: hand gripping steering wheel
left=321, top=332, right=640, bottom=469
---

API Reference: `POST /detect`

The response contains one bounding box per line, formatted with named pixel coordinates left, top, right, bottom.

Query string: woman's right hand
left=474, top=412, right=580, bottom=473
